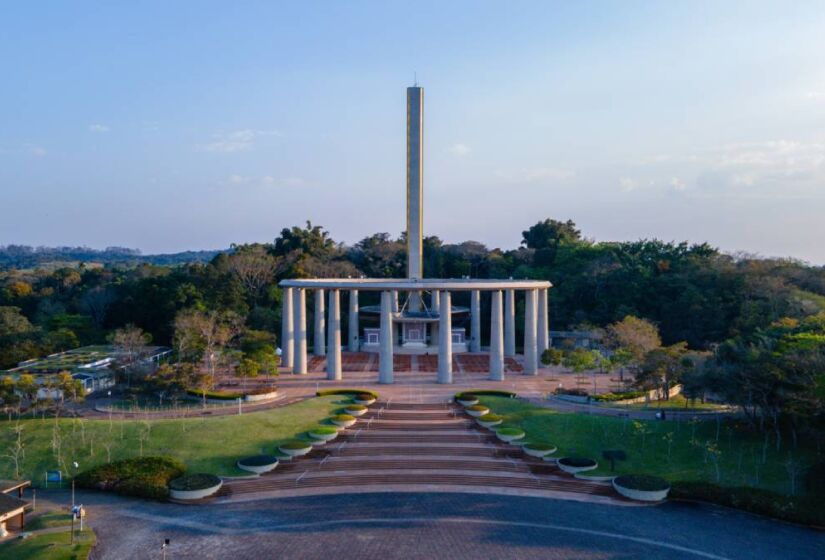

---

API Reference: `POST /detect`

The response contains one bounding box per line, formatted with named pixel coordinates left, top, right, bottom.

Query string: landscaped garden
left=0, top=395, right=347, bottom=483
left=0, top=511, right=96, bottom=560
left=473, top=395, right=824, bottom=524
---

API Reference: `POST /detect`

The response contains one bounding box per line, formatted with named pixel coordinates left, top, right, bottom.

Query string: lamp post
left=162, top=538, right=170, bottom=560
left=71, top=461, right=79, bottom=508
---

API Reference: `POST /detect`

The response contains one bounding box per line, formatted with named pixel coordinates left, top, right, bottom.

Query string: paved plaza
left=29, top=489, right=825, bottom=560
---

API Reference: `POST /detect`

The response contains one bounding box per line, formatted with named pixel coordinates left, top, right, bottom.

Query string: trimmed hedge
left=238, top=455, right=278, bottom=467
left=524, top=443, right=556, bottom=451
left=169, top=473, right=221, bottom=492
left=456, top=390, right=516, bottom=400
left=496, top=427, right=525, bottom=437
left=478, top=413, right=503, bottom=422
left=316, top=388, right=379, bottom=399
left=614, top=475, right=670, bottom=491
left=331, top=414, right=356, bottom=422
left=280, top=440, right=313, bottom=450
left=558, top=457, right=597, bottom=468
left=467, top=404, right=489, bottom=412
left=186, top=388, right=244, bottom=400
left=592, top=390, right=646, bottom=402
left=75, top=456, right=185, bottom=500
left=345, top=404, right=367, bottom=412
left=310, top=426, right=338, bottom=435
left=670, top=481, right=825, bottom=527
left=554, top=388, right=588, bottom=397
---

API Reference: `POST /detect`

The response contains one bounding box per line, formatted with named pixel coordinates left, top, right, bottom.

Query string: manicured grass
left=26, top=511, right=73, bottom=531
left=625, top=394, right=728, bottom=411
left=477, top=396, right=816, bottom=495
left=0, top=528, right=95, bottom=560
left=0, top=396, right=343, bottom=481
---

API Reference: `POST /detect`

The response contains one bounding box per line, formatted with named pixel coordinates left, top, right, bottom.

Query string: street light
left=162, top=538, right=170, bottom=560
left=71, top=461, right=79, bottom=508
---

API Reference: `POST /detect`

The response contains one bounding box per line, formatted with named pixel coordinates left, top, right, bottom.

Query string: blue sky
left=2, top=1, right=825, bottom=262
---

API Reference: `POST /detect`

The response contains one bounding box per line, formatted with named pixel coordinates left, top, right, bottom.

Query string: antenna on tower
left=414, top=71, right=417, bottom=87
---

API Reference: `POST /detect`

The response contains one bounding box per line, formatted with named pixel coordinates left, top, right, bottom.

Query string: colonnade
left=280, top=287, right=550, bottom=384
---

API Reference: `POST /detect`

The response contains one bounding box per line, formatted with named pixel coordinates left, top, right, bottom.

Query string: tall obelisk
left=407, top=85, right=424, bottom=311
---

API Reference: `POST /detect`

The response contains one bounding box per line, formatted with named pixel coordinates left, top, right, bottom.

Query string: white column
left=327, top=290, right=342, bottom=380
left=430, top=291, right=440, bottom=346
left=504, top=289, right=516, bottom=357
left=538, top=288, right=549, bottom=355
left=438, top=291, right=452, bottom=384
left=524, top=289, right=538, bottom=375
left=292, top=288, right=307, bottom=374
left=313, top=289, right=326, bottom=356
left=470, top=290, right=481, bottom=352
left=281, top=287, right=294, bottom=369
left=379, top=290, right=394, bottom=384
left=348, top=289, right=359, bottom=352
left=489, top=290, right=504, bottom=381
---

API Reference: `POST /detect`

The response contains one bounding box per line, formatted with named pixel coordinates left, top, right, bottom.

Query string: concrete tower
left=407, top=86, right=424, bottom=311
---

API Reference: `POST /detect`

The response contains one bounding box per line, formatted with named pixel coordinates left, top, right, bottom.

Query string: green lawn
left=0, top=529, right=95, bottom=560
left=0, top=395, right=347, bottom=482
left=26, top=511, right=74, bottom=531
left=624, top=394, right=728, bottom=411
left=478, top=396, right=815, bottom=495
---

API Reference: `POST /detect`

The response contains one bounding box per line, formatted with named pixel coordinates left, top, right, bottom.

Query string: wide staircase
left=218, top=401, right=621, bottom=503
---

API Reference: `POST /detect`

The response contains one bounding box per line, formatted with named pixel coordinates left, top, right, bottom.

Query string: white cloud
left=669, top=177, right=686, bottom=191
left=449, top=143, right=471, bottom=156
left=26, top=144, right=47, bottom=157
left=497, top=167, right=575, bottom=184
left=619, top=177, right=637, bottom=192
left=199, top=129, right=281, bottom=153
left=88, top=123, right=110, bottom=133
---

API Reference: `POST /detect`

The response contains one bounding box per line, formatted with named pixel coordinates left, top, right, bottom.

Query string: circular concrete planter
left=495, top=428, right=526, bottom=443
left=612, top=475, right=671, bottom=502
left=557, top=457, right=598, bottom=474
left=244, top=390, right=279, bottom=402
left=279, top=442, right=313, bottom=457
left=331, top=415, right=357, bottom=428
left=457, top=397, right=479, bottom=406
left=236, top=456, right=279, bottom=474
left=477, top=418, right=503, bottom=429
left=168, top=474, right=223, bottom=501
left=466, top=405, right=490, bottom=418
left=344, top=406, right=368, bottom=416
left=523, top=445, right=557, bottom=458
left=574, top=473, right=615, bottom=482
left=309, top=429, right=338, bottom=442
left=353, top=396, right=376, bottom=405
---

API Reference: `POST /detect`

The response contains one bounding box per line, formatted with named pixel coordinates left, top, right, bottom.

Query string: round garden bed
left=557, top=457, right=598, bottom=474
left=495, top=427, right=526, bottom=443
left=522, top=443, right=557, bottom=458
left=612, top=475, right=671, bottom=502
left=456, top=394, right=479, bottom=406
left=477, top=413, right=503, bottom=429
left=279, top=440, right=313, bottom=457
left=168, top=473, right=223, bottom=500
left=331, top=414, right=357, bottom=428
left=308, top=426, right=339, bottom=442
left=237, top=455, right=279, bottom=474
left=353, top=394, right=376, bottom=405
left=465, top=404, right=490, bottom=418
left=344, top=404, right=368, bottom=416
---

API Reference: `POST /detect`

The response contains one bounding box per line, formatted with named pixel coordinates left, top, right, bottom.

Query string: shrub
left=345, top=404, right=367, bottom=411
left=75, top=456, right=185, bottom=500
left=554, top=388, right=588, bottom=397
left=496, top=427, right=525, bottom=437
left=331, top=414, right=355, bottom=422
left=670, top=481, right=825, bottom=527
left=456, top=393, right=477, bottom=402
left=467, top=404, right=489, bottom=412
left=280, top=440, right=312, bottom=450
left=169, top=473, right=221, bottom=492
left=592, top=391, right=646, bottom=402
left=478, top=414, right=503, bottom=422
left=614, top=475, right=670, bottom=491
left=186, top=388, right=244, bottom=400
left=237, top=455, right=278, bottom=467
left=316, top=388, right=379, bottom=399
left=558, top=457, right=597, bottom=468
left=456, top=390, right=516, bottom=399
left=310, top=426, right=338, bottom=435
left=524, top=443, right=556, bottom=451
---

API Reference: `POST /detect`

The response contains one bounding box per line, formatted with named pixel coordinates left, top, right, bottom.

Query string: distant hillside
left=0, top=245, right=225, bottom=270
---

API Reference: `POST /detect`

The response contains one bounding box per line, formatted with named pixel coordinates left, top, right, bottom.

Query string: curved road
left=33, top=489, right=824, bottom=559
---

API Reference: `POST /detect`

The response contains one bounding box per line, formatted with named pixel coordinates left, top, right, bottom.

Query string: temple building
left=279, top=86, right=551, bottom=384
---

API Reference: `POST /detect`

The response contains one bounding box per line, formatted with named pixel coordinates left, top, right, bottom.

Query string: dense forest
left=0, top=245, right=223, bottom=270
